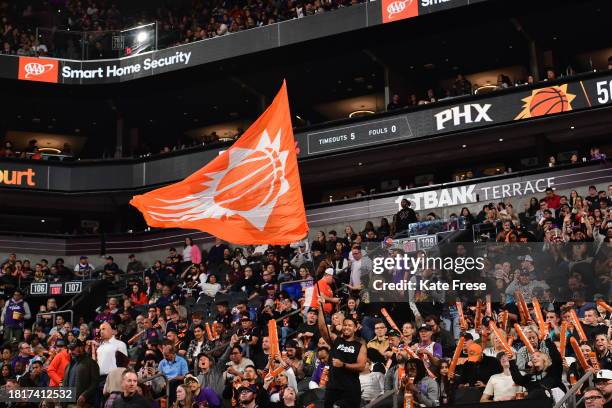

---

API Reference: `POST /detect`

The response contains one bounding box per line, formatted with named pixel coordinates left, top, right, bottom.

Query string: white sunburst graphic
left=147, top=129, right=290, bottom=230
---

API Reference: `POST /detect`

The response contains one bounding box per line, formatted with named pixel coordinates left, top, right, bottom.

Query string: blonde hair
left=532, top=351, right=552, bottom=372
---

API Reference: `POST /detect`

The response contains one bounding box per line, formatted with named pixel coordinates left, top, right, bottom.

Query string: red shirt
left=317, top=278, right=333, bottom=314
left=544, top=194, right=561, bottom=210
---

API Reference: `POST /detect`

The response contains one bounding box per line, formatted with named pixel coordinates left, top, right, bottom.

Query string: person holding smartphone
left=137, top=355, right=165, bottom=395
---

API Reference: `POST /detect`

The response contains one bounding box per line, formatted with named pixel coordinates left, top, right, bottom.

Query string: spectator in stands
left=509, top=336, right=565, bottom=400
left=544, top=187, right=561, bottom=210
left=2, top=289, right=31, bottom=342
left=394, top=198, right=417, bottom=235
left=545, top=68, right=557, bottom=81
left=594, top=370, right=612, bottom=408
left=64, top=339, right=100, bottom=407
left=103, top=351, right=129, bottom=408
left=582, top=307, right=609, bottom=341
left=126, top=254, right=144, bottom=274
left=595, top=335, right=612, bottom=370
left=74, top=256, right=95, bottom=279
left=47, top=338, right=70, bottom=386
left=453, top=74, right=472, bottom=96
left=185, top=373, right=222, bottom=408
left=103, top=256, right=121, bottom=282
left=455, top=343, right=501, bottom=388
left=584, top=387, right=608, bottom=408
left=348, top=245, right=372, bottom=291
left=480, top=352, right=519, bottom=402
left=97, top=322, right=129, bottom=379
left=367, top=321, right=389, bottom=355
left=114, top=369, right=150, bottom=408
left=387, top=94, right=403, bottom=111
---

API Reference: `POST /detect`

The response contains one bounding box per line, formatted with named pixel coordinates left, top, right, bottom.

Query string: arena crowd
left=0, top=183, right=610, bottom=408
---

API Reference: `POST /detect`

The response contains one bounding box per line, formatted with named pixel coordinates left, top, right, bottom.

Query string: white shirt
left=360, top=371, right=384, bottom=401
left=350, top=259, right=363, bottom=287
left=97, top=336, right=128, bottom=375
left=183, top=246, right=192, bottom=262
left=483, top=372, right=518, bottom=401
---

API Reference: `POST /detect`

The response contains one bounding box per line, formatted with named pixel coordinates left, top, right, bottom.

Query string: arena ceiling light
left=136, top=31, right=148, bottom=43
left=348, top=110, right=375, bottom=118
left=39, top=147, right=61, bottom=154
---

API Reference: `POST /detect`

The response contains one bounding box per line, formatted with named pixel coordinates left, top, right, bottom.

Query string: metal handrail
left=553, top=371, right=593, bottom=408
left=365, top=390, right=394, bottom=408
left=36, top=309, right=74, bottom=325
left=138, top=372, right=169, bottom=401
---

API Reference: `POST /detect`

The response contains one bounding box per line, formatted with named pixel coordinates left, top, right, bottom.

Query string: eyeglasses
left=584, top=396, right=604, bottom=401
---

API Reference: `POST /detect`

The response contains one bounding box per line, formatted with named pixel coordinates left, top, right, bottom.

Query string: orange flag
left=130, top=81, right=308, bottom=244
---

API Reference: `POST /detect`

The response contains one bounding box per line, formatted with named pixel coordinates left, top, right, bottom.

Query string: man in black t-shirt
left=318, top=302, right=366, bottom=408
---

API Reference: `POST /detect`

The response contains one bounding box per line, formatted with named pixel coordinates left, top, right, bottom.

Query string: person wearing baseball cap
left=415, top=324, right=442, bottom=369
left=316, top=267, right=339, bottom=314
left=236, top=384, right=259, bottom=408
left=1, top=288, right=31, bottom=343
left=454, top=343, right=502, bottom=387
left=46, top=337, right=71, bottom=387
left=185, top=373, right=222, bottom=408
left=64, top=339, right=100, bottom=407
left=594, top=369, right=612, bottom=408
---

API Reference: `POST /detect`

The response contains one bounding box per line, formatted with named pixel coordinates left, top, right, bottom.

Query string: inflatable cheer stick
left=532, top=298, right=548, bottom=340
left=489, top=321, right=513, bottom=354
left=569, top=309, right=587, bottom=343
left=559, top=321, right=568, bottom=357
left=569, top=336, right=591, bottom=370
left=448, top=336, right=465, bottom=380
left=514, top=323, right=535, bottom=354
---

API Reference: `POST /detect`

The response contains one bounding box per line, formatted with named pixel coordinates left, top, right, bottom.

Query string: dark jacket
left=509, top=337, right=566, bottom=399
left=112, top=393, right=151, bottom=408
left=63, top=354, right=100, bottom=404
left=455, top=356, right=502, bottom=386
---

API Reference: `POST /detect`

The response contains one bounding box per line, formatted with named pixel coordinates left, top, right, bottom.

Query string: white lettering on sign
left=395, top=185, right=477, bottom=211
left=421, top=0, right=450, bottom=6
left=61, top=51, right=192, bottom=80
left=434, top=103, right=492, bottom=130
left=64, top=281, right=82, bottom=294
left=394, top=177, right=555, bottom=210
left=30, top=283, right=48, bottom=295
left=480, top=177, right=554, bottom=201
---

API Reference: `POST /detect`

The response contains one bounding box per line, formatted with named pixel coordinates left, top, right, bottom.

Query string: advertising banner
left=305, top=163, right=612, bottom=227
left=382, top=0, right=480, bottom=24
left=298, top=71, right=612, bottom=158
left=0, top=162, right=45, bottom=189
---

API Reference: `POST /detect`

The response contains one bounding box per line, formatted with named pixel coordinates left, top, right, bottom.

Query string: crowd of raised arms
left=0, top=183, right=609, bottom=408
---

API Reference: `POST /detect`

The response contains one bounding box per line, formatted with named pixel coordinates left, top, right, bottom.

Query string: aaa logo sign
left=382, top=0, right=418, bottom=23
left=18, top=57, right=59, bottom=83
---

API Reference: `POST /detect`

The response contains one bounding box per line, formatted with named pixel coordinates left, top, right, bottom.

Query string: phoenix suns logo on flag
left=130, top=81, right=309, bottom=245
